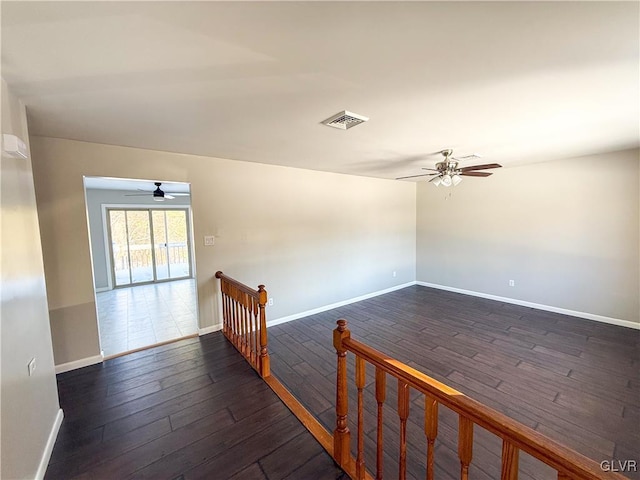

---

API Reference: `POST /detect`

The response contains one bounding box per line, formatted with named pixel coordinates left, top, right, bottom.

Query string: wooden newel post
left=215, top=271, right=226, bottom=336
left=258, top=284, right=270, bottom=378
left=333, top=319, right=351, bottom=468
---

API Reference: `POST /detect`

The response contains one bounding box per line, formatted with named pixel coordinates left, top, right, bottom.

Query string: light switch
left=204, top=235, right=215, bottom=246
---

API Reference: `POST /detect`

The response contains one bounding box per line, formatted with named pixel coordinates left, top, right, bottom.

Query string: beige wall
left=1, top=80, right=61, bottom=478
left=416, top=149, right=640, bottom=324
left=30, top=136, right=417, bottom=366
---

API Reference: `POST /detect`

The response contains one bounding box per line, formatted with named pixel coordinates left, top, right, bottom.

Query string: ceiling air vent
left=321, top=110, right=369, bottom=130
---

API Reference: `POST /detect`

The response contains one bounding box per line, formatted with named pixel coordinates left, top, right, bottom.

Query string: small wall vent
left=321, top=110, right=369, bottom=130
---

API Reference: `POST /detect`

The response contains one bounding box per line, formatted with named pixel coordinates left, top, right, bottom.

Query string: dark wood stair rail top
left=333, top=319, right=628, bottom=480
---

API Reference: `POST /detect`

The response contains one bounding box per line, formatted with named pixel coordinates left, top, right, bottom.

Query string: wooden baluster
left=215, top=273, right=226, bottom=337
left=245, top=294, right=251, bottom=361
left=226, top=285, right=232, bottom=339
left=246, top=297, right=252, bottom=366
left=238, top=292, right=243, bottom=353
left=356, top=356, right=366, bottom=479
left=241, top=293, right=248, bottom=357
left=375, top=367, right=386, bottom=480
left=333, top=320, right=351, bottom=468
left=458, top=416, right=473, bottom=480
left=228, top=285, right=234, bottom=340
left=238, top=292, right=244, bottom=353
left=234, top=287, right=240, bottom=346
left=424, top=395, right=438, bottom=480
left=223, top=291, right=229, bottom=337
left=253, top=297, right=258, bottom=366
left=228, top=293, right=233, bottom=339
left=258, top=284, right=270, bottom=377
left=232, top=286, right=238, bottom=345
left=224, top=284, right=233, bottom=340
left=398, top=380, right=410, bottom=480
left=501, top=439, right=519, bottom=480
left=253, top=298, right=260, bottom=365
left=251, top=297, right=259, bottom=365
left=220, top=289, right=227, bottom=337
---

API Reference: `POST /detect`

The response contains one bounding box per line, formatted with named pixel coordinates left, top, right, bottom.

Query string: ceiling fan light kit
left=396, top=149, right=502, bottom=186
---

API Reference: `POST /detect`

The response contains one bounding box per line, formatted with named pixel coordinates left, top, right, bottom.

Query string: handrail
left=215, top=271, right=270, bottom=377
left=333, top=319, right=627, bottom=480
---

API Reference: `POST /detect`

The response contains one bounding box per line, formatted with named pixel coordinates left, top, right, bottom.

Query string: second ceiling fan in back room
left=125, top=182, right=191, bottom=202
left=396, top=149, right=502, bottom=186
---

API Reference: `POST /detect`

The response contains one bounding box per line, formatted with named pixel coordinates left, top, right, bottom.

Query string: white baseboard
left=55, top=354, right=104, bottom=374
left=199, top=323, right=222, bottom=336
left=416, top=281, right=639, bottom=330
left=268, top=282, right=417, bottom=327
left=35, top=408, right=64, bottom=480
left=95, top=286, right=110, bottom=293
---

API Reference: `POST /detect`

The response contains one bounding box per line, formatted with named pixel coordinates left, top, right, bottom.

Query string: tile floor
left=96, top=279, right=199, bottom=357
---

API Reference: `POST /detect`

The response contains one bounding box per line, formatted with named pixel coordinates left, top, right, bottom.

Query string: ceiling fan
left=124, top=182, right=190, bottom=202
left=396, top=149, right=502, bottom=186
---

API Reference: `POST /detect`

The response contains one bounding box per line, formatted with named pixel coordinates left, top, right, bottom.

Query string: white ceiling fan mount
left=124, top=182, right=190, bottom=201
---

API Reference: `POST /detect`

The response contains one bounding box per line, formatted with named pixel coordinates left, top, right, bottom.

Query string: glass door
left=152, top=210, right=170, bottom=281
left=126, top=210, right=154, bottom=284
left=151, top=209, right=191, bottom=280
left=165, top=210, right=190, bottom=279
left=108, top=208, right=192, bottom=287
left=108, top=210, right=132, bottom=287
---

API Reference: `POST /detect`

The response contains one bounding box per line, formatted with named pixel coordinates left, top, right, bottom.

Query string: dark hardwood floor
left=268, top=285, right=640, bottom=480
left=47, top=333, right=346, bottom=480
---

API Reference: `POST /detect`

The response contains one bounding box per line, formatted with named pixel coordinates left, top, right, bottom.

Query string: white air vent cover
left=322, top=110, right=369, bottom=130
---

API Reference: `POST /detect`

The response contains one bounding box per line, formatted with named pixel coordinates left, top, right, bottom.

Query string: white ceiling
left=83, top=176, right=190, bottom=193
left=2, top=2, right=638, bottom=180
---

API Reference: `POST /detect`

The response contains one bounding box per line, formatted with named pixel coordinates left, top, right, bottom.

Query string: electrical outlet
left=204, top=235, right=215, bottom=246
left=509, top=280, right=515, bottom=287
left=393, top=271, right=397, bottom=277
left=28, top=358, right=36, bottom=376
left=268, top=298, right=274, bottom=306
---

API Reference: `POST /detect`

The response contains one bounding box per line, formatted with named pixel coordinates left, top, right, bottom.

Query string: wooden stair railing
left=215, top=271, right=270, bottom=377
left=333, top=319, right=627, bottom=480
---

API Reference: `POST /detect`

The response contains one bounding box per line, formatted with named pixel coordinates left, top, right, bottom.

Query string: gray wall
left=1, top=80, right=61, bottom=478
left=416, top=149, right=640, bottom=324
left=30, top=136, right=417, bottom=366
left=84, top=188, right=191, bottom=290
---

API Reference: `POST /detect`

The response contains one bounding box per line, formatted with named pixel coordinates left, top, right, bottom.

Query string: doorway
left=83, top=176, right=199, bottom=358
left=107, top=208, right=193, bottom=287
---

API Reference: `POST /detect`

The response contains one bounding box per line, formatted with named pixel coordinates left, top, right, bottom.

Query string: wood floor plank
left=258, top=431, right=324, bottom=480
left=269, top=285, right=640, bottom=480
left=47, top=333, right=342, bottom=480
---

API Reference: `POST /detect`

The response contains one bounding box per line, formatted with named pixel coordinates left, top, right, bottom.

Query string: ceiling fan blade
left=459, top=163, right=502, bottom=172
left=421, top=168, right=440, bottom=172
left=124, top=193, right=151, bottom=196
left=396, top=173, right=438, bottom=180
left=164, top=194, right=175, bottom=199
left=167, top=193, right=190, bottom=196
left=460, top=171, right=492, bottom=177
